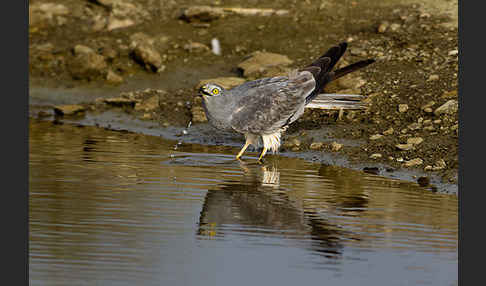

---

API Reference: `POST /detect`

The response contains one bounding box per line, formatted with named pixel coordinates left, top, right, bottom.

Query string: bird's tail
left=301, top=42, right=375, bottom=104
left=305, top=93, right=366, bottom=110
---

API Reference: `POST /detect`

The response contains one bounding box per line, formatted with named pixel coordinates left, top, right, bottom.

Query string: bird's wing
left=230, top=71, right=315, bottom=135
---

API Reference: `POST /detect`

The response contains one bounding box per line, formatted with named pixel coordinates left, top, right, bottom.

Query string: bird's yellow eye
left=212, top=88, right=220, bottom=95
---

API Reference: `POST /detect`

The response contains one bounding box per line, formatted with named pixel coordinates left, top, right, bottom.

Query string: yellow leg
left=235, top=141, right=250, bottom=160
left=257, top=147, right=268, bottom=164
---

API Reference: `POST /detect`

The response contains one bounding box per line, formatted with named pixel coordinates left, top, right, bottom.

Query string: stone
left=370, top=153, right=382, bottom=159
left=389, top=23, right=401, bottom=31
left=35, top=43, right=55, bottom=52
left=184, top=41, right=210, bottom=53
left=130, top=33, right=162, bottom=72
left=179, top=6, right=288, bottom=22
left=179, top=6, right=225, bottom=22
left=330, top=141, right=342, bottom=152
left=407, top=137, right=424, bottom=145
left=141, top=113, right=152, bottom=120
left=398, top=104, right=408, bottom=113
left=377, top=21, right=389, bottom=33
left=69, top=53, right=107, bottom=80
left=448, top=50, right=458, bottom=56
left=441, top=90, right=458, bottom=99
left=369, top=134, right=384, bottom=140
left=383, top=127, right=394, bottom=135
left=107, top=17, right=135, bottom=31
left=223, top=7, right=289, bottom=17
left=421, top=101, right=435, bottom=111
left=309, top=142, right=324, bottom=150
left=237, top=51, right=293, bottom=79
left=53, top=104, right=85, bottom=116
left=135, top=95, right=160, bottom=112
left=434, top=100, right=458, bottom=116
left=106, top=70, right=124, bottom=84
left=433, top=159, right=447, bottom=170
left=404, top=158, right=423, bottom=167
left=407, top=123, right=422, bottom=130
left=73, top=44, right=94, bottom=55
left=29, top=3, right=70, bottom=27
left=427, top=74, right=439, bottom=81
left=396, top=143, right=414, bottom=151
left=291, top=138, right=301, bottom=147
left=197, top=77, right=247, bottom=90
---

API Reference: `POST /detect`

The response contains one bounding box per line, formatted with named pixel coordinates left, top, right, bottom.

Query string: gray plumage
left=198, top=42, right=375, bottom=162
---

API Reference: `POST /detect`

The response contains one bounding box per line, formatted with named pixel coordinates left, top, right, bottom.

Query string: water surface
left=29, top=119, right=458, bottom=286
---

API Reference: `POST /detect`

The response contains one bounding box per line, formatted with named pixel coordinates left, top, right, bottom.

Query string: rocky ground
left=29, top=0, right=458, bottom=186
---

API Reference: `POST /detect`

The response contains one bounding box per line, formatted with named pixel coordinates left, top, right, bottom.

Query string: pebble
left=309, top=142, right=324, bottom=150
left=369, top=153, right=382, bottom=159
left=53, top=104, right=86, bottom=116
left=442, top=90, right=457, bottom=99
left=183, top=41, right=210, bottom=53
left=330, top=141, right=342, bottom=152
left=427, top=74, right=439, bottom=81
left=369, top=134, right=384, bottom=140
left=237, top=51, right=293, bottom=79
left=291, top=138, right=301, bottom=147
left=434, top=100, right=458, bottom=116
left=106, top=70, right=123, bottom=84
left=396, top=143, right=414, bottom=151
left=383, top=127, right=394, bottom=135
left=406, top=137, right=424, bottom=145
left=73, top=44, right=94, bottom=55
left=398, top=104, right=408, bottom=113
left=421, top=101, right=436, bottom=111
left=404, top=158, right=423, bottom=167
left=433, top=159, right=447, bottom=170
left=448, top=50, right=458, bottom=56
left=389, top=23, right=401, bottom=31
left=407, top=123, right=421, bottom=130
left=377, top=21, right=389, bottom=33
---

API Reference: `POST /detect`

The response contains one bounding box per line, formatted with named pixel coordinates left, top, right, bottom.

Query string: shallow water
left=29, top=119, right=457, bottom=286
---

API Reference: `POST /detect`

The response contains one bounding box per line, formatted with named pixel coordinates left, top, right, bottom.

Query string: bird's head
left=198, top=83, right=223, bottom=98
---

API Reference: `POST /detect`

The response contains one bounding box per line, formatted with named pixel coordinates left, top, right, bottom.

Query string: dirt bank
left=29, top=0, right=458, bottom=186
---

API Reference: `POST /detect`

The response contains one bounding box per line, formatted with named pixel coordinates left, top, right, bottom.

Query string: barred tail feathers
left=305, top=93, right=367, bottom=110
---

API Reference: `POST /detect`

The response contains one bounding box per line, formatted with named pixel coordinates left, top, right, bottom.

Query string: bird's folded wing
left=230, top=71, right=315, bottom=134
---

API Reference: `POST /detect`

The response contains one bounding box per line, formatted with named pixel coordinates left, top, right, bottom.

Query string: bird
left=198, top=42, right=375, bottom=163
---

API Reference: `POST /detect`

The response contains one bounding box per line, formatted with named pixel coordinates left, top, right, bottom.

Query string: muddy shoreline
left=29, top=0, right=458, bottom=192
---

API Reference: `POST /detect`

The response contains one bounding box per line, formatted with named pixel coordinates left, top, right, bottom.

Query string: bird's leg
left=257, top=147, right=268, bottom=164
left=235, top=141, right=250, bottom=160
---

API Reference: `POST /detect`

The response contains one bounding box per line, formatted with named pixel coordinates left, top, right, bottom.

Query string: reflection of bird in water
left=317, top=164, right=369, bottom=214
left=196, top=161, right=364, bottom=258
